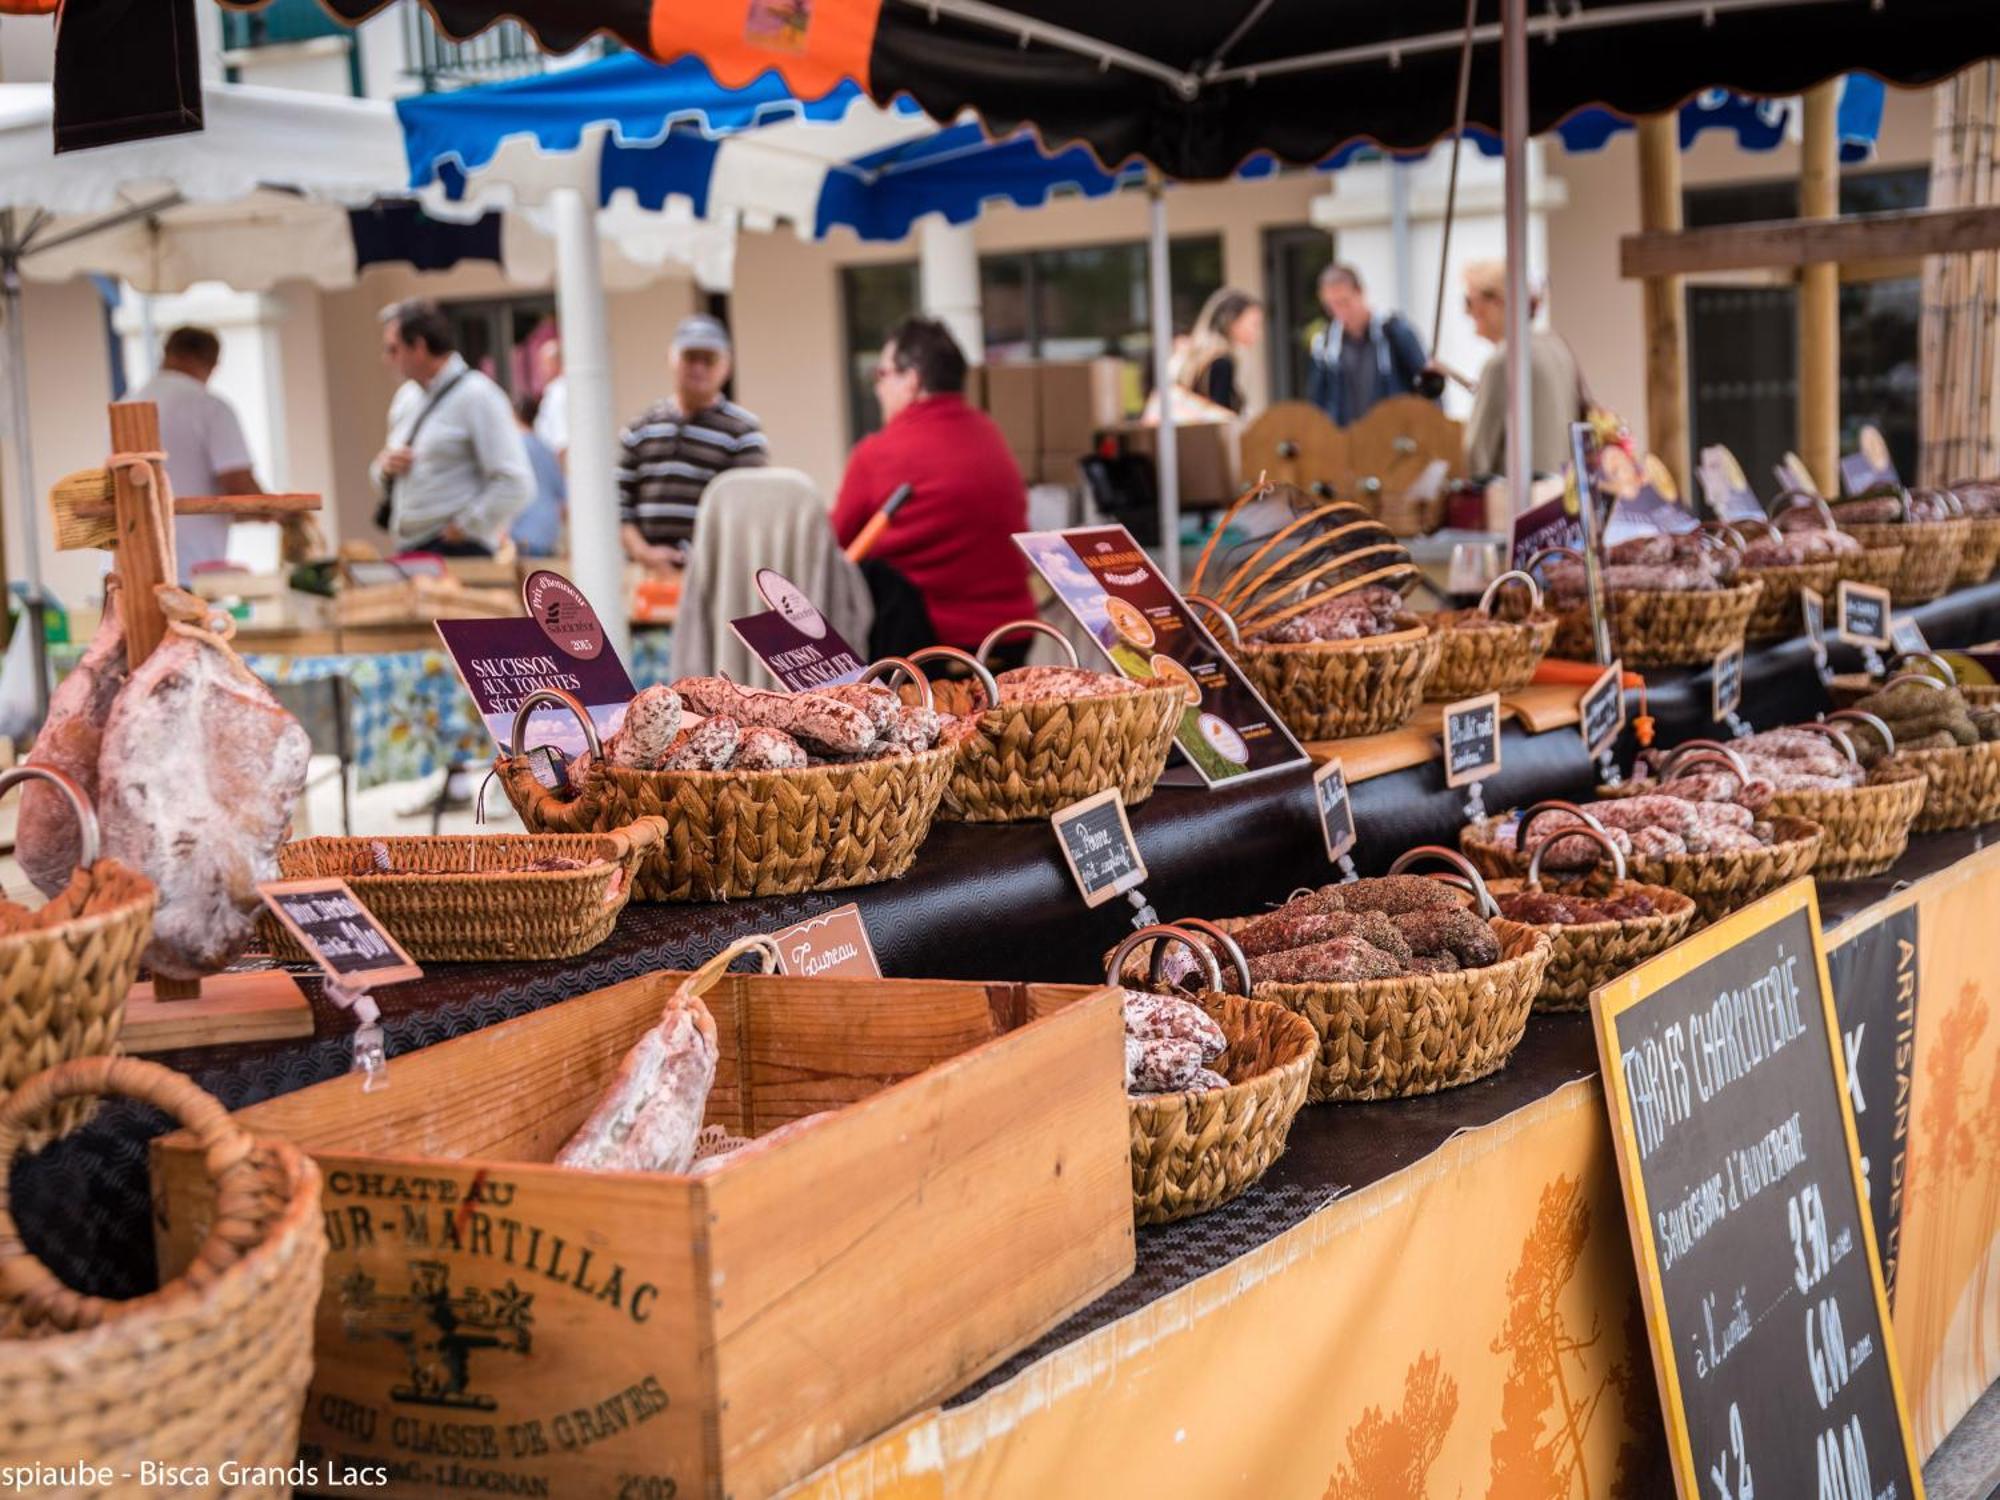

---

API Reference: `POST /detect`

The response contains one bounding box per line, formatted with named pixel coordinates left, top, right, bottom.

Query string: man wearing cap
left=618, top=315, right=769, bottom=567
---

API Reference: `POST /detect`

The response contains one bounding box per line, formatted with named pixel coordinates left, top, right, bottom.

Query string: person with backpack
left=1306, top=264, right=1432, bottom=427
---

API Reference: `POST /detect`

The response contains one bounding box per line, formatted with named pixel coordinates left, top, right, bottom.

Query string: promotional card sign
left=521, top=569, right=606, bottom=661
left=1889, top=614, right=1929, bottom=660
left=1442, top=692, right=1503, bottom=788
left=1776, top=450, right=1823, bottom=499
left=436, top=618, right=637, bottom=757
left=729, top=569, right=866, bottom=691
left=1840, top=424, right=1901, bottom=498
left=1836, top=581, right=1892, bottom=649
left=1016, top=526, right=1309, bottom=784
left=768, top=904, right=882, bottom=980
left=1509, top=489, right=1585, bottom=573
left=1592, top=881, right=1923, bottom=1500
left=259, top=878, right=422, bottom=989
left=1711, top=642, right=1745, bottom=723
left=1698, top=445, right=1767, bottom=525
left=1581, top=660, right=1627, bottom=760
left=1051, top=787, right=1148, bottom=908
left=1802, top=587, right=1830, bottom=665
left=1312, top=758, right=1357, bottom=864
left=1602, top=452, right=1702, bottom=547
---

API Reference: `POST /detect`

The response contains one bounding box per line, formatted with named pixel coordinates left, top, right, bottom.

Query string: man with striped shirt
left=618, top=314, right=768, bottom=565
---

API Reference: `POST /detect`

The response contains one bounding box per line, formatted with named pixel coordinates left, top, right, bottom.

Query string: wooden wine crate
left=152, top=972, right=1130, bottom=1500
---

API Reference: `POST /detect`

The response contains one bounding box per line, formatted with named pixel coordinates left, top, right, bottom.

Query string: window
left=435, top=295, right=557, bottom=399
left=978, top=236, right=1225, bottom=369
left=1263, top=225, right=1335, bottom=404
left=840, top=261, right=921, bottom=442
left=1683, top=168, right=1927, bottom=488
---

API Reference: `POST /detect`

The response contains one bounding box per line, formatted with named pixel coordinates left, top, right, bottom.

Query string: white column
left=1147, top=184, right=1180, bottom=585
left=917, top=219, right=983, bottom=363
left=1501, top=0, right=1534, bottom=516
left=550, top=187, right=630, bottom=663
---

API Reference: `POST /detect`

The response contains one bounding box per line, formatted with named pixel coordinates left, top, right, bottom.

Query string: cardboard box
left=1037, top=358, right=1128, bottom=454
left=153, top=972, right=1132, bottom=1500
left=1113, top=418, right=1242, bottom=506
left=983, top=361, right=1041, bottom=458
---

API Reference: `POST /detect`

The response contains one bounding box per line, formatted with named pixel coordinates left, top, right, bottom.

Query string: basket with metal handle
left=1835, top=492, right=1971, bottom=604
left=1741, top=714, right=1930, bottom=882
left=493, top=683, right=956, bottom=901
left=1424, top=569, right=1559, bottom=701
left=0, top=1055, right=323, bottom=1496
left=1211, top=593, right=1442, bottom=741
left=0, top=766, right=157, bottom=1147
left=1111, top=925, right=1315, bottom=1226
left=1861, top=672, right=2000, bottom=832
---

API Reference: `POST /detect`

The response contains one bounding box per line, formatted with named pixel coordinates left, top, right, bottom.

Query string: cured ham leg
left=19, top=581, right=130, bottom=896
left=98, top=587, right=310, bottom=980
left=558, top=996, right=718, bottom=1174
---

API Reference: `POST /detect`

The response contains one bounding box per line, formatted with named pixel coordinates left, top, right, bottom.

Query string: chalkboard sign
left=1711, top=642, right=1744, bottom=723
left=1441, top=692, right=1502, bottom=789
left=1312, top=757, right=1357, bottom=864
left=1889, top=614, right=1929, bottom=660
left=1581, top=660, right=1626, bottom=760
left=1837, top=581, right=1892, bottom=649
left=1802, top=587, right=1829, bottom=662
left=1593, top=880, right=1922, bottom=1500
left=1051, top=788, right=1148, bottom=909
left=259, top=878, right=423, bottom=988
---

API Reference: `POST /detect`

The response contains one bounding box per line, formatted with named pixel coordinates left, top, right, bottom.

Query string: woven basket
left=1553, top=580, right=1763, bottom=669
left=943, top=681, right=1183, bottom=822
left=1486, top=874, right=1698, bottom=1011
left=1230, top=619, right=1441, bottom=740
left=1424, top=612, right=1558, bottom=702
left=262, top=818, right=665, bottom=962
left=1836, top=544, right=1907, bottom=594
left=1964, top=684, right=2000, bottom=709
left=1743, top=559, right=1841, bottom=641
left=1211, top=916, right=1551, bottom=1102
left=1460, top=815, right=1824, bottom=925
left=1954, top=515, right=2000, bottom=588
left=1840, top=519, right=1971, bottom=604
left=1128, top=994, right=1315, bottom=1226
left=499, top=747, right=954, bottom=902
left=0, top=1057, right=324, bottom=1497
left=1902, top=739, right=2000, bottom=833
left=1764, top=766, right=1930, bottom=881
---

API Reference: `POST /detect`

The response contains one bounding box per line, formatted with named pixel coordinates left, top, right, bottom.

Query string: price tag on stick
left=1592, top=880, right=1923, bottom=1500
left=1889, top=615, right=1930, bottom=660
left=1442, top=692, right=1503, bottom=790
left=260, top=878, right=423, bottom=989
left=1051, top=788, right=1148, bottom=909
left=1711, top=642, right=1744, bottom=724
left=1801, top=587, right=1834, bottom=687
left=1580, top=660, right=1626, bottom=762
left=1312, top=757, right=1358, bottom=866
left=1836, top=581, right=1892, bottom=649
left=767, top=904, right=882, bottom=980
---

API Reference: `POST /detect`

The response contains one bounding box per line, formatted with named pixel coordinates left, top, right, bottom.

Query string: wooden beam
left=1638, top=113, right=1689, bottom=499
left=1621, top=203, right=2000, bottom=278
left=106, top=402, right=175, bottom=667
left=1800, top=82, right=1841, bottom=495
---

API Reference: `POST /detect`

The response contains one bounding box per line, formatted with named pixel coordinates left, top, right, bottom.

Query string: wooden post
left=105, top=401, right=177, bottom=666
left=1800, top=83, right=1842, bottom=493
left=1638, top=113, right=1690, bottom=499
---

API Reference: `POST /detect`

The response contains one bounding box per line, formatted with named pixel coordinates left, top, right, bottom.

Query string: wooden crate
left=152, top=973, right=1131, bottom=1500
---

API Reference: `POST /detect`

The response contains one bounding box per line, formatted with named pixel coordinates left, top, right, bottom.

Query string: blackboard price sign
left=1889, top=614, right=1929, bottom=660
left=1051, top=787, right=1148, bottom=909
left=1711, top=642, right=1745, bottom=723
left=1581, top=660, right=1626, bottom=760
left=1593, top=880, right=1922, bottom=1500
left=1312, top=757, right=1357, bottom=864
left=1837, top=581, right=1892, bottom=649
left=1802, top=587, right=1829, bottom=661
left=1441, top=692, right=1502, bottom=789
left=260, top=878, right=423, bottom=988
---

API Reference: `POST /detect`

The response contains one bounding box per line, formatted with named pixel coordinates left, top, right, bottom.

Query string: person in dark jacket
left=1305, top=264, right=1432, bottom=427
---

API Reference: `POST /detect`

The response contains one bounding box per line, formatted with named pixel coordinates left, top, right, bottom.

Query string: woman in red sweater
left=831, top=317, right=1038, bottom=652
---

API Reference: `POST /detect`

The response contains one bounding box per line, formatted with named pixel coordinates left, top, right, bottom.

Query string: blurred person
left=618, top=314, right=768, bottom=568
left=1173, top=288, right=1263, bottom=415
left=831, top=316, right=1036, bottom=653
left=371, top=298, right=531, bottom=556
left=533, top=338, right=567, bottom=462
left=1306, top=264, right=1430, bottom=427
left=1460, top=260, right=1585, bottom=480
left=511, top=391, right=566, bottom=558
left=132, top=325, right=262, bottom=582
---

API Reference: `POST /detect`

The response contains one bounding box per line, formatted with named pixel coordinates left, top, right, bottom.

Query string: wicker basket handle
left=1523, top=546, right=1584, bottom=584
left=1477, top=570, right=1542, bottom=618
left=1694, top=525, right=1744, bottom=557
left=1109, top=925, right=1222, bottom=996
left=1827, top=709, right=1895, bottom=759
left=1664, top=748, right=1755, bottom=787
left=1895, top=650, right=1958, bottom=687
left=1883, top=671, right=1951, bottom=694
left=0, top=765, right=98, bottom=869
left=0, top=1056, right=261, bottom=1331
left=975, top=619, right=1078, bottom=669
left=1183, top=594, right=1241, bottom=646
left=1512, top=799, right=1607, bottom=854
left=906, top=647, right=998, bottom=711
left=1386, top=846, right=1498, bottom=918
left=858, top=656, right=935, bottom=712
left=509, top=687, right=602, bottom=760
left=1160, top=918, right=1250, bottom=996
left=1661, top=741, right=1750, bottom=781
left=1913, top=487, right=1960, bottom=518
left=1526, top=819, right=1627, bottom=890
left=1729, top=517, right=1780, bottom=541
left=681, top=933, right=782, bottom=1002
left=1788, top=722, right=1859, bottom=764
left=1773, top=491, right=1837, bottom=532
left=605, top=814, right=670, bottom=862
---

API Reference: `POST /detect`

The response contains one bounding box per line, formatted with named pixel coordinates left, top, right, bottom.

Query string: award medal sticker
left=1105, top=595, right=1156, bottom=650
left=522, top=570, right=605, bottom=662
left=1150, top=654, right=1203, bottom=707
left=755, top=569, right=830, bottom=641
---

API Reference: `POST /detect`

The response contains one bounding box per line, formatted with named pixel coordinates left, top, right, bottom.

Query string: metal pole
left=1, top=233, right=50, bottom=724
left=1501, top=0, right=1533, bottom=516
left=1147, top=180, right=1181, bottom=585
left=548, top=186, right=630, bottom=664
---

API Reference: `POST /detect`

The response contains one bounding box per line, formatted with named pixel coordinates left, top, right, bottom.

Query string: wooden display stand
left=55, top=401, right=317, bottom=1052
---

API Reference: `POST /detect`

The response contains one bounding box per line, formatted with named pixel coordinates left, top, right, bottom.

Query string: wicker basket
left=1765, top=766, right=1930, bottom=881
left=1954, top=515, right=2000, bottom=588
left=1553, top=580, right=1763, bottom=669
left=498, top=747, right=954, bottom=902
left=262, top=818, right=665, bottom=962
left=1486, top=873, right=1699, bottom=1011
left=1128, top=993, right=1316, bottom=1225
left=1902, top=738, right=2000, bottom=832
left=1743, top=559, right=1841, bottom=641
left=942, top=681, right=1183, bottom=822
left=1211, top=915, right=1552, bottom=1102
left=1460, top=814, right=1824, bottom=925
left=0, top=1057, right=324, bottom=1496
left=1424, top=613, right=1558, bottom=702
left=1231, top=619, right=1441, bottom=740
left=1840, top=519, right=1971, bottom=604
left=1836, top=544, right=1907, bottom=594
left=1964, top=684, right=2000, bottom=709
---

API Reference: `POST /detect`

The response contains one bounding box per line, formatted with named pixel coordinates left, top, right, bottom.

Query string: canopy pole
left=1146, top=180, right=1181, bottom=585
left=1501, top=0, right=1533, bottom=516
left=1800, top=81, right=1841, bottom=493
left=549, top=187, right=630, bottom=665
left=1, top=223, right=51, bottom=725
